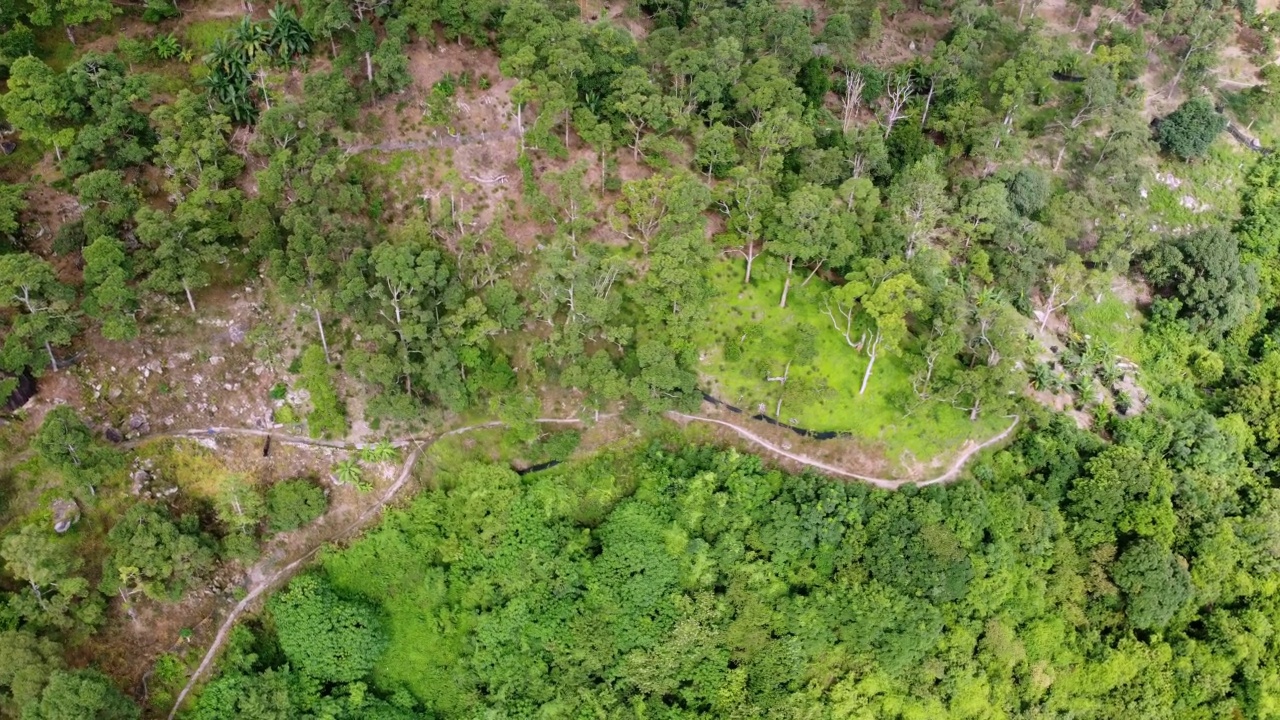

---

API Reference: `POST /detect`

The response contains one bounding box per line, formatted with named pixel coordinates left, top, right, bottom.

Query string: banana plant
left=268, top=3, right=312, bottom=61
left=234, top=16, right=272, bottom=62
left=360, top=440, right=399, bottom=464
left=204, top=37, right=249, bottom=84
left=152, top=33, right=182, bottom=61
left=334, top=458, right=363, bottom=486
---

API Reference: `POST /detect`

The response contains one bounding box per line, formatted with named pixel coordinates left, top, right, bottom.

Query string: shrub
left=267, top=479, right=327, bottom=532
left=299, top=345, right=345, bottom=438
left=1156, top=97, right=1227, bottom=160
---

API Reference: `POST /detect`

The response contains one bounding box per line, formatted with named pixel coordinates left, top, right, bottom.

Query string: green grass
left=1145, top=138, right=1254, bottom=230
left=695, top=257, right=1004, bottom=465
left=1068, top=291, right=1144, bottom=365
left=0, top=141, right=45, bottom=181
left=33, top=27, right=76, bottom=72
left=182, top=19, right=236, bottom=55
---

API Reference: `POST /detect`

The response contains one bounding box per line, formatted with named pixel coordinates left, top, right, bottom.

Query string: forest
left=0, top=0, right=1279, bottom=714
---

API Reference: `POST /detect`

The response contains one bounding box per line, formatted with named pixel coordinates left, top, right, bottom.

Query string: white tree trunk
left=779, top=257, right=795, bottom=308
left=314, top=307, right=331, bottom=364
left=859, top=331, right=881, bottom=395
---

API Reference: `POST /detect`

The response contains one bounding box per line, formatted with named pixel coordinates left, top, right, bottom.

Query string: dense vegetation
left=195, top=433, right=1280, bottom=717
left=1, top=0, right=1280, bottom=714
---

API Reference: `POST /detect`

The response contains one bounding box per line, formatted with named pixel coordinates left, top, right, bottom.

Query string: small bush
left=267, top=479, right=327, bottom=532
left=51, top=219, right=86, bottom=256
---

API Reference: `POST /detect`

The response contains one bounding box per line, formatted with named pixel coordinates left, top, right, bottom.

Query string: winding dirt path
left=164, top=410, right=1018, bottom=718
left=164, top=417, right=585, bottom=719
left=666, top=412, right=1021, bottom=488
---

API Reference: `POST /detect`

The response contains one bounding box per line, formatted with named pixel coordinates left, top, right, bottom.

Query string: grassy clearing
left=695, top=257, right=1003, bottom=463
left=0, top=141, right=45, bottom=180
left=34, top=27, right=76, bottom=71
left=134, top=440, right=232, bottom=500
left=182, top=19, right=237, bottom=55
left=1068, top=292, right=1145, bottom=364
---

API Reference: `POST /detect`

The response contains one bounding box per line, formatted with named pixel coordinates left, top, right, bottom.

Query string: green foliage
left=215, top=475, right=266, bottom=535
left=32, top=406, right=118, bottom=494
left=333, top=458, right=366, bottom=490
left=266, top=479, right=327, bottom=532
left=203, top=433, right=1280, bottom=718
left=0, top=253, right=79, bottom=377
left=101, top=503, right=215, bottom=602
left=1156, top=97, right=1227, bottom=160
left=696, top=259, right=1004, bottom=459
left=22, top=669, right=138, bottom=720
left=1005, top=166, right=1050, bottom=217
left=1112, top=539, right=1193, bottom=629
left=267, top=573, right=388, bottom=683
left=2, top=524, right=104, bottom=631
left=1143, top=226, right=1259, bottom=339
left=360, top=441, right=398, bottom=464
left=81, top=236, right=138, bottom=341
left=0, top=630, right=63, bottom=715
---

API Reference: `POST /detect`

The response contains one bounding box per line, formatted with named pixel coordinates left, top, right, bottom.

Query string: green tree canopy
left=0, top=630, right=63, bottom=716
left=21, top=669, right=137, bottom=720
left=1112, top=539, right=1194, bottom=630
left=268, top=573, right=388, bottom=683
left=1156, top=97, right=1227, bottom=160
left=1143, top=226, right=1259, bottom=339
left=101, top=503, right=215, bottom=602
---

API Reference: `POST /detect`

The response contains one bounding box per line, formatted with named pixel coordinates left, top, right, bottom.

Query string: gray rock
left=51, top=499, right=80, bottom=533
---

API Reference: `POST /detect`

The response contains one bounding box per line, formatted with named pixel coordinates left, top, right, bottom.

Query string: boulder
left=51, top=499, right=80, bottom=533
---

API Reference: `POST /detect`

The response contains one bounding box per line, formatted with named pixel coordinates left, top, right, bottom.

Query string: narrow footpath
left=161, top=409, right=1019, bottom=718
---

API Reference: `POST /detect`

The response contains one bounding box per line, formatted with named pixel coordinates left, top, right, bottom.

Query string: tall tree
left=769, top=185, right=854, bottom=308
left=82, top=236, right=139, bottom=341
left=25, top=0, right=118, bottom=45
left=613, top=171, right=710, bottom=255
left=101, top=503, right=214, bottom=602
left=887, top=156, right=952, bottom=258
left=21, top=670, right=137, bottom=720
left=717, top=170, right=774, bottom=285
left=135, top=208, right=219, bottom=314
left=0, top=56, right=76, bottom=162
left=826, top=260, right=924, bottom=395
left=0, top=253, right=78, bottom=374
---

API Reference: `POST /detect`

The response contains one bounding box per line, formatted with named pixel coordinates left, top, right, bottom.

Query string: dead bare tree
left=766, top=361, right=792, bottom=419
left=842, top=69, right=865, bottom=133
left=881, top=73, right=913, bottom=139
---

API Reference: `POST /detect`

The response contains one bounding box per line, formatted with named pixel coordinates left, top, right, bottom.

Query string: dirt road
left=666, top=412, right=1020, bottom=488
